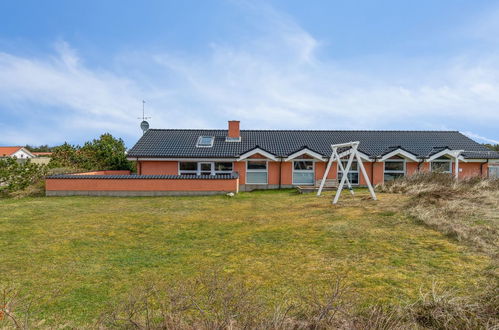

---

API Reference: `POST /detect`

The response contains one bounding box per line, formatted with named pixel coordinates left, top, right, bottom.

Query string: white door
left=199, top=162, right=213, bottom=175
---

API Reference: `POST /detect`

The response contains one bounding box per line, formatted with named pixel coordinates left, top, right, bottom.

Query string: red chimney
left=227, top=120, right=240, bottom=141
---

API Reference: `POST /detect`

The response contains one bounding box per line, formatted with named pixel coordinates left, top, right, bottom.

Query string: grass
left=0, top=189, right=495, bottom=326
left=379, top=173, right=499, bottom=258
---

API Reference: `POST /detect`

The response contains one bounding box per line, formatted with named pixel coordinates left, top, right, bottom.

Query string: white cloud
left=463, top=131, right=499, bottom=145
left=0, top=3, right=499, bottom=146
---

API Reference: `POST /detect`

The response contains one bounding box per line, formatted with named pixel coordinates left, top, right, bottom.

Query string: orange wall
left=140, top=161, right=178, bottom=175
left=268, top=161, right=281, bottom=185
left=458, top=162, right=487, bottom=178
left=406, top=162, right=420, bottom=176
left=314, top=162, right=337, bottom=181
left=134, top=159, right=490, bottom=188
left=280, top=161, right=292, bottom=185
left=46, top=177, right=238, bottom=192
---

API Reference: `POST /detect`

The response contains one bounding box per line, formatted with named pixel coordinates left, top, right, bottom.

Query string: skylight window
left=196, top=136, right=214, bottom=147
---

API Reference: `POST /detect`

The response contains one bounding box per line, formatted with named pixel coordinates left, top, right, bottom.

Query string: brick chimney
left=227, top=120, right=241, bottom=142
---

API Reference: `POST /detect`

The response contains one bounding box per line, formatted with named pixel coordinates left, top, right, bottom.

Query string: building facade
left=46, top=121, right=499, bottom=196
left=128, top=121, right=499, bottom=190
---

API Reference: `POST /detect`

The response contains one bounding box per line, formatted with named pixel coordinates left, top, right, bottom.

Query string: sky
left=1, top=0, right=499, bottom=148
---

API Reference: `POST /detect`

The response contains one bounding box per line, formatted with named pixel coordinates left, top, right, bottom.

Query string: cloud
left=0, top=41, right=145, bottom=144
left=463, top=131, right=499, bottom=145
left=0, top=3, right=499, bottom=146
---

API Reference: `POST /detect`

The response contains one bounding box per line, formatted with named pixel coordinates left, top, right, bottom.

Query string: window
left=179, top=162, right=198, bottom=175
left=431, top=158, right=452, bottom=173
left=214, top=162, right=233, bottom=175
left=293, top=160, right=314, bottom=185
left=246, top=161, right=267, bottom=184
left=196, top=136, right=214, bottom=147
left=179, top=161, right=233, bottom=176
left=337, top=160, right=359, bottom=185
left=199, top=162, right=213, bottom=175
left=384, top=159, right=405, bottom=182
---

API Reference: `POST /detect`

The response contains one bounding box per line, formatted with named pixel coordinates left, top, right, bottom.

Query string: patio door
left=490, top=166, right=499, bottom=179
left=199, top=162, right=213, bottom=175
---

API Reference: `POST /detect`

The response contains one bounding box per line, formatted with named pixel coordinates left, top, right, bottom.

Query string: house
left=45, top=120, right=499, bottom=196
left=0, top=147, right=35, bottom=160
left=32, top=152, right=52, bottom=157
left=31, top=152, right=53, bottom=165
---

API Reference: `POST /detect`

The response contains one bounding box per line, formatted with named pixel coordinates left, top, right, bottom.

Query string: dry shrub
left=8, top=180, right=46, bottom=199
left=378, top=173, right=499, bottom=257
left=97, top=273, right=498, bottom=330
left=98, top=272, right=271, bottom=329
left=98, top=272, right=360, bottom=329
left=407, top=283, right=499, bottom=330
left=352, top=305, right=409, bottom=330
left=0, top=285, right=50, bottom=329
left=2, top=276, right=497, bottom=329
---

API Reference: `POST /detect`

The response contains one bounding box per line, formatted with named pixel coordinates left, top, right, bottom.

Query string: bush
left=2, top=273, right=497, bottom=329
left=49, top=133, right=134, bottom=171
left=0, top=158, right=47, bottom=197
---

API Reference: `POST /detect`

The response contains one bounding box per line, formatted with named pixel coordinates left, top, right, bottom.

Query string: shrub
left=2, top=274, right=497, bottom=329
left=0, top=158, right=47, bottom=197
left=49, top=134, right=134, bottom=171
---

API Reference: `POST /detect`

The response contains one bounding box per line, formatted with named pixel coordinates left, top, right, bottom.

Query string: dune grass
left=0, top=189, right=495, bottom=325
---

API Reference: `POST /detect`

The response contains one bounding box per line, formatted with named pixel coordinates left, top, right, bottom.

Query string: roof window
left=196, top=136, right=215, bottom=147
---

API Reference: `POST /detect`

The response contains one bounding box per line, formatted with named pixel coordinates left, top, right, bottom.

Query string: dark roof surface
left=127, top=129, right=499, bottom=160
left=47, top=173, right=238, bottom=180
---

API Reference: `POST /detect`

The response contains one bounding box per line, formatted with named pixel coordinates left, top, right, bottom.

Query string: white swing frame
left=317, top=141, right=377, bottom=204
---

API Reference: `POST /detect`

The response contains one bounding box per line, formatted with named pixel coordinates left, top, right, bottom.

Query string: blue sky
left=1, top=0, right=499, bottom=147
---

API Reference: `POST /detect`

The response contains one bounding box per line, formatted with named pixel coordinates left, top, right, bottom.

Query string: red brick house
left=46, top=120, right=499, bottom=196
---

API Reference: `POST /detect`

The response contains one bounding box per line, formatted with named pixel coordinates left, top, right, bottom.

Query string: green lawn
left=0, top=190, right=494, bottom=324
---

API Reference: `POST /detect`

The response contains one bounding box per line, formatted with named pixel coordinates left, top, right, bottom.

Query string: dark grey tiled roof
left=127, top=129, right=499, bottom=160
left=46, top=174, right=238, bottom=180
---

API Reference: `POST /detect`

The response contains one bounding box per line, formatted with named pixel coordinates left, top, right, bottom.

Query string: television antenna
left=138, top=100, right=151, bottom=135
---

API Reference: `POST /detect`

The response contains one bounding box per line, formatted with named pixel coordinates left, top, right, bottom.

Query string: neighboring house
left=46, top=120, right=499, bottom=196
left=0, top=147, right=35, bottom=160
left=32, top=152, right=52, bottom=157
left=31, top=152, right=52, bottom=165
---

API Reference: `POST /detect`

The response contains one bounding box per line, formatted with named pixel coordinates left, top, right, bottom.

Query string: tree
left=49, top=143, right=81, bottom=169
left=49, top=134, right=133, bottom=171
left=24, top=145, right=53, bottom=152
left=483, top=144, right=499, bottom=152
left=80, top=134, right=133, bottom=170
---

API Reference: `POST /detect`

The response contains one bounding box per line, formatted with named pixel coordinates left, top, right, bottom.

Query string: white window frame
left=246, top=160, right=268, bottom=184
left=178, top=161, right=198, bottom=175
left=430, top=158, right=453, bottom=173
left=337, top=159, right=359, bottom=185
left=178, top=161, right=233, bottom=176
left=196, top=136, right=215, bottom=148
left=213, top=162, right=234, bottom=175
left=383, top=158, right=406, bottom=182
left=292, top=159, right=315, bottom=185
left=198, top=162, right=213, bottom=175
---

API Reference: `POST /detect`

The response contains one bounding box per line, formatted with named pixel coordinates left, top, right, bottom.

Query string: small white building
left=0, top=147, right=36, bottom=160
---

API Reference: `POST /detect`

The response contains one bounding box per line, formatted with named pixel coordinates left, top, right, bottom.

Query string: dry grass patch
left=379, top=173, right=499, bottom=258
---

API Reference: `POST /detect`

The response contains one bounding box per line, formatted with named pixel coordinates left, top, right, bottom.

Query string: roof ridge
left=147, top=129, right=461, bottom=133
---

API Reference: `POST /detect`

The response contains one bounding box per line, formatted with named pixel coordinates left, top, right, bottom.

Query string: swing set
left=317, top=141, right=377, bottom=204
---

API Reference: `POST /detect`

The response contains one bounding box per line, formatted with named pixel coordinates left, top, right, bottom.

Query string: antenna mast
left=138, top=100, right=151, bottom=135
